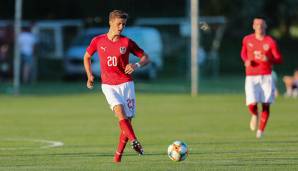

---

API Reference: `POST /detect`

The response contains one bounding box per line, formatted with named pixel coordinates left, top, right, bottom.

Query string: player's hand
left=125, top=63, right=137, bottom=74
left=87, top=75, right=94, bottom=89
left=261, top=55, right=268, bottom=62
left=244, top=60, right=252, bottom=67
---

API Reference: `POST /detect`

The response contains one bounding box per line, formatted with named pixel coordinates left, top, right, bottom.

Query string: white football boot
left=256, top=130, right=264, bottom=139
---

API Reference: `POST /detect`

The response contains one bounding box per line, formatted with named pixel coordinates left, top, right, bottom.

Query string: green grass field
left=0, top=81, right=298, bottom=171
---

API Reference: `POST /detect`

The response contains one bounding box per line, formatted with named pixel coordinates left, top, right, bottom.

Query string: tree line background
left=1, top=0, right=297, bottom=38
left=1, top=0, right=298, bottom=76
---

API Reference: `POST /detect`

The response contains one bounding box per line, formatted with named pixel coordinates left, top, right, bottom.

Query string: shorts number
left=107, top=56, right=117, bottom=66
left=127, top=99, right=135, bottom=111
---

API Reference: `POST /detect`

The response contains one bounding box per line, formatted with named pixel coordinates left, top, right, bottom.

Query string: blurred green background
left=1, top=0, right=298, bottom=92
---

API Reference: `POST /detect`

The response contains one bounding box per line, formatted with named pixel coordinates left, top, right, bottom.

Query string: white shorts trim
left=101, top=81, right=136, bottom=118
left=245, top=74, right=275, bottom=105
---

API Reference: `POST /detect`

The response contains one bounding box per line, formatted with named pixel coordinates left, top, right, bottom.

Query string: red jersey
left=241, top=34, right=282, bottom=76
left=86, top=34, right=144, bottom=85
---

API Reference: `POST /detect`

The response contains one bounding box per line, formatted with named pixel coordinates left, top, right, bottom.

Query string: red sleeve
left=129, top=39, right=144, bottom=58
left=241, top=37, right=248, bottom=62
left=270, top=39, right=283, bottom=64
left=86, top=37, right=97, bottom=56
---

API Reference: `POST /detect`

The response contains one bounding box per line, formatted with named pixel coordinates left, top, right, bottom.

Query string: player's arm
left=83, top=52, right=94, bottom=89
left=125, top=53, right=150, bottom=74
left=240, top=37, right=251, bottom=67
left=270, top=40, right=283, bottom=64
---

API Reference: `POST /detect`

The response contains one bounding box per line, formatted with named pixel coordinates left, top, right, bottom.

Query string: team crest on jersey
left=263, top=44, right=269, bottom=51
left=120, top=47, right=126, bottom=54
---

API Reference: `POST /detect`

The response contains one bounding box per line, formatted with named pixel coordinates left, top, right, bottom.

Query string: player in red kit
left=83, top=10, right=150, bottom=162
left=241, top=17, right=282, bottom=139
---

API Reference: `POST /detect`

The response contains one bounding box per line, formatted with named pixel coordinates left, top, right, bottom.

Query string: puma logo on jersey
left=100, top=46, right=107, bottom=52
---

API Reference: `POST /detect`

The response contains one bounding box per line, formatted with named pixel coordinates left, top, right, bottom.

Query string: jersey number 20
left=107, top=56, right=117, bottom=66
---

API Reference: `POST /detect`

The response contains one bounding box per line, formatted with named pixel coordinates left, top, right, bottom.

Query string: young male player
left=83, top=10, right=150, bottom=162
left=241, top=17, right=283, bottom=138
left=283, top=68, right=298, bottom=97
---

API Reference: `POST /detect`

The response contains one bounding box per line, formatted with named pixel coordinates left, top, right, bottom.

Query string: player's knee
left=113, top=104, right=127, bottom=120
left=248, top=103, right=258, bottom=115
left=248, top=103, right=257, bottom=106
left=262, top=103, right=270, bottom=108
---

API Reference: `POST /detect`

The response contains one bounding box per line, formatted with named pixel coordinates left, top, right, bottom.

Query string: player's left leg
left=114, top=118, right=139, bottom=162
left=257, top=74, right=275, bottom=138
left=101, top=83, right=143, bottom=162
left=257, top=103, right=270, bottom=138
left=248, top=103, right=258, bottom=131
left=114, top=105, right=137, bottom=140
left=102, top=83, right=138, bottom=141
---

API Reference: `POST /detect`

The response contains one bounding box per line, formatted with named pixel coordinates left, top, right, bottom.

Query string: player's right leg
left=114, top=105, right=144, bottom=156
left=245, top=76, right=260, bottom=131
left=248, top=103, right=258, bottom=131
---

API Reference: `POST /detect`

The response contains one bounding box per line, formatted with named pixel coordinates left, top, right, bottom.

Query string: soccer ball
left=167, top=141, right=188, bottom=162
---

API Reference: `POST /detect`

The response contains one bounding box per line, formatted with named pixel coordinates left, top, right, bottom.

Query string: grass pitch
left=0, top=83, right=298, bottom=170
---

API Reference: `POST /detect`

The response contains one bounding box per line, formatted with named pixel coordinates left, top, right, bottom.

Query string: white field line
left=0, top=138, right=64, bottom=150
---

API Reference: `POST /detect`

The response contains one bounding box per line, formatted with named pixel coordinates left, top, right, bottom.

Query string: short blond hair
left=109, top=10, right=128, bottom=21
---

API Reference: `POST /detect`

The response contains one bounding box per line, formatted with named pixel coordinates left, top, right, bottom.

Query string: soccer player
left=241, top=17, right=283, bottom=139
left=83, top=10, right=150, bottom=162
left=283, top=68, right=298, bottom=97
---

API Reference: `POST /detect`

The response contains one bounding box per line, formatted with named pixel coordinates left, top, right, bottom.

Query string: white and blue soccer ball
left=167, top=140, right=188, bottom=162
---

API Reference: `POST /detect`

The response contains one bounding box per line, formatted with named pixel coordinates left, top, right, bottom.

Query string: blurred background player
left=272, top=70, right=279, bottom=97
left=83, top=10, right=150, bottom=162
left=283, top=68, right=298, bottom=98
left=18, top=26, right=37, bottom=84
left=241, top=17, right=283, bottom=139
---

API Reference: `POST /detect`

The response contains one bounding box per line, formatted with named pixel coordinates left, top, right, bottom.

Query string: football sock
left=248, top=104, right=258, bottom=116
left=259, top=104, right=270, bottom=131
left=119, top=119, right=137, bottom=141
left=114, top=131, right=128, bottom=162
